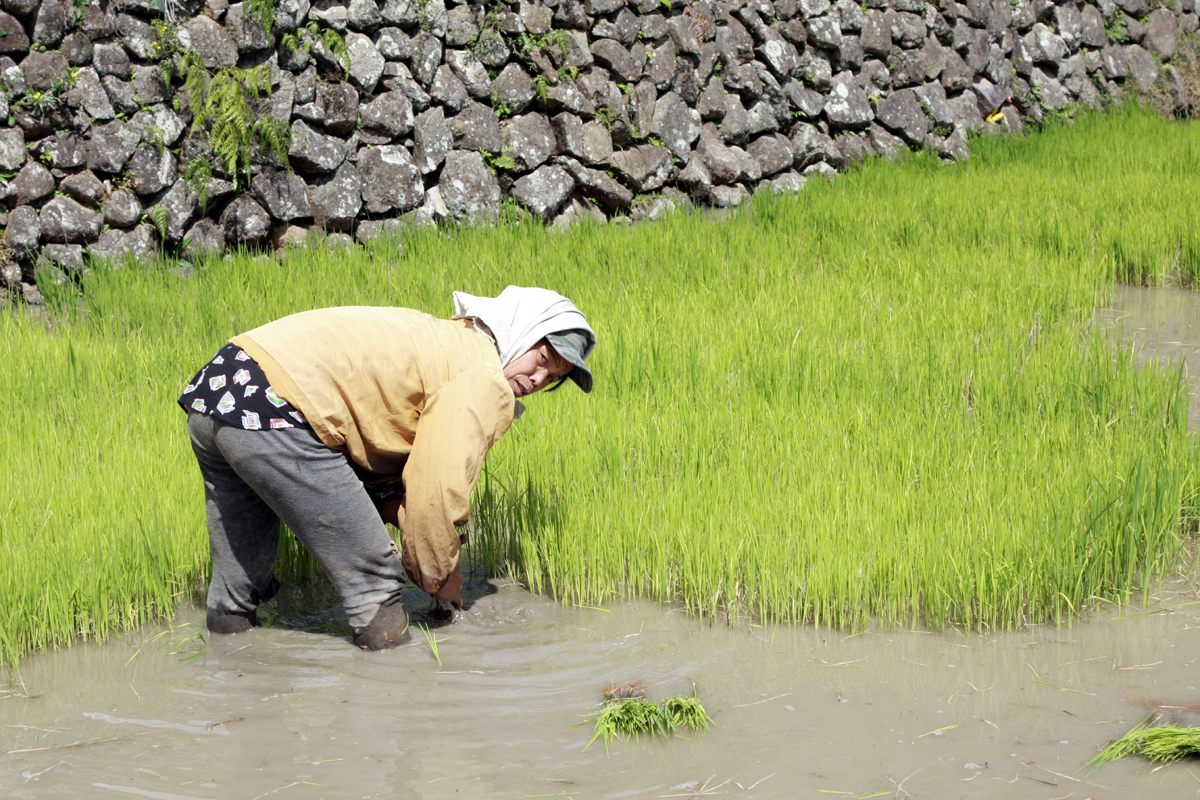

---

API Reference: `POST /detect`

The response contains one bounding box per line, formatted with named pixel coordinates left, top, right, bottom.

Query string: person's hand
left=432, top=565, right=464, bottom=609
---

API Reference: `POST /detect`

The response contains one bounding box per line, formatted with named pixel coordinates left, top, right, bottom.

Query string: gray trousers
left=186, top=412, right=407, bottom=631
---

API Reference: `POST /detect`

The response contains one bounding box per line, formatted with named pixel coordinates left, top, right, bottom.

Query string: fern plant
left=181, top=57, right=291, bottom=187
left=183, top=156, right=213, bottom=215
left=147, top=205, right=169, bottom=241
left=281, top=22, right=351, bottom=76
left=514, top=30, right=570, bottom=68
left=246, top=0, right=276, bottom=35
left=141, top=124, right=166, bottom=157
left=480, top=148, right=517, bottom=173
left=280, top=30, right=302, bottom=57
left=532, top=74, right=549, bottom=104
left=319, top=25, right=352, bottom=74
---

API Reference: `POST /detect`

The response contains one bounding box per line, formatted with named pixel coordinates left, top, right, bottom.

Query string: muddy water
left=1097, top=283, right=1200, bottom=429
left=6, top=286, right=1200, bottom=800
left=7, top=585, right=1200, bottom=800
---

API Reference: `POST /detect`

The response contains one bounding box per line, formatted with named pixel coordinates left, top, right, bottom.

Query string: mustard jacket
left=232, top=307, right=516, bottom=595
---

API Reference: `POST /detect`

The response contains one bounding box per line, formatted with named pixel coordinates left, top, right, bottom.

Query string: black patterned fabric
left=178, top=343, right=312, bottom=431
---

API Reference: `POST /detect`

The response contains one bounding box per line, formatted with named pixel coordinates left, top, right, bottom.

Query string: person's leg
left=187, top=412, right=283, bottom=634
left=205, top=419, right=411, bottom=648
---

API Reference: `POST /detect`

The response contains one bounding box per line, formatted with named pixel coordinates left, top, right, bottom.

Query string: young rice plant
left=2, top=105, right=1199, bottom=666
left=586, top=690, right=712, bottom=750
left=1087, top=715, right=1200, bottom=770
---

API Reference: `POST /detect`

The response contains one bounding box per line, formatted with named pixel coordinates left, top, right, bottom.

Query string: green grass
left=2, top=104, right=1199, bottom=666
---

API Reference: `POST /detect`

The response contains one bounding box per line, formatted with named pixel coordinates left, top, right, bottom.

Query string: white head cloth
left=451, top=286, right=595, bottom=367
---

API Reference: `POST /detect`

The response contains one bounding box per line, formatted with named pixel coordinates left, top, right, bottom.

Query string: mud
left=5, top=286, right=1200, bottom=800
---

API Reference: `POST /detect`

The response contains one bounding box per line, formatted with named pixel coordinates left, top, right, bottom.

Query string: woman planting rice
left=178, top=287, right=595, bottom=649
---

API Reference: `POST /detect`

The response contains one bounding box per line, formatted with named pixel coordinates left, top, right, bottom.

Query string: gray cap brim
left=545, top=331, right=593, bottom=393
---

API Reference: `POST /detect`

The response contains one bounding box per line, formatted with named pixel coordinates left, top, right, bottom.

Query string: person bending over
left=179, top=286, right=595, bottom=649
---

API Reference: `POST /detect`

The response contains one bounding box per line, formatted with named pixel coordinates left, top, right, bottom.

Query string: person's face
left=503, top=340, right=572, bottom=398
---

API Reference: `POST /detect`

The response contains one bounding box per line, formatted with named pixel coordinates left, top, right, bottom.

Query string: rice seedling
left=1087, top=714, right=1200, bottom=770
left=125, top=622, right=204, bottom=665
left=586, top=687, right=713, bottom=750
left=417, top=625, right=441, bottom=666
left=661, top=693, right=713, bottom=734
left=2, top=104, right=1199, bottom=666
left=587, top=698, right=670, bottom=749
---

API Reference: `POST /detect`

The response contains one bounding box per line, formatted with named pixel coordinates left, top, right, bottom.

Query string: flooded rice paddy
left=5, top=284, right=1200, bottom=800
left=8, top=583, right=1200, bottom=800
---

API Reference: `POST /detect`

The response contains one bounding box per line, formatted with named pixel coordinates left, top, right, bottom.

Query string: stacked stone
left=0, top=0, right=1195, bottom=298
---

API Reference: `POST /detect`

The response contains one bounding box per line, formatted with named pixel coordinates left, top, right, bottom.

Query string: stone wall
left=0, top=0, right=1196, bottom=301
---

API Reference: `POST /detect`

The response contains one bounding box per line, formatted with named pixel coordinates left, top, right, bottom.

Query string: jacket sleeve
left=399, top=368, right=513, bottom=594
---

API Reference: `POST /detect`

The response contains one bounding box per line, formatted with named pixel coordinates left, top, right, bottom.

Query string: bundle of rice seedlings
left=662, top=694, right=712, bottom=733
left=589, top=698, right=671, bottom=746
left=1087, top=715, right=1200, bottom=771
left=586, top=686, right=713, bottom=751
